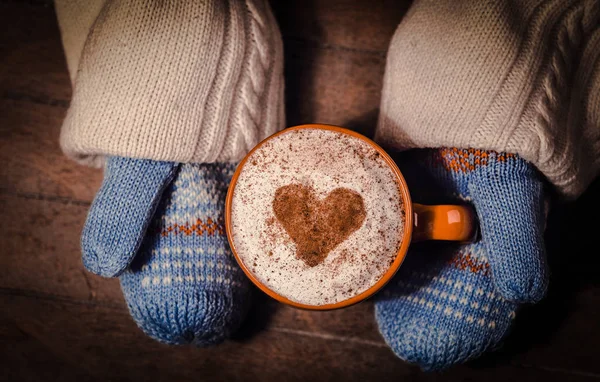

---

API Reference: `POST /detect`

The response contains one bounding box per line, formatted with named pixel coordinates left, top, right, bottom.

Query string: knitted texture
left=376, top=243, right=518, bottom=371
left=55, top=0, right=284, bottom=166
left=375, top=148, right=547, bottom=370
left=119, top=162, right=251, bottom=345
left=376, top=0, right=600, bottom=198
left=81, top=157, right=179, bottom=277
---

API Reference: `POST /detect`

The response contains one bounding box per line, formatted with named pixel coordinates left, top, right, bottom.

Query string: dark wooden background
left=1, top=1, right=599, bottom=381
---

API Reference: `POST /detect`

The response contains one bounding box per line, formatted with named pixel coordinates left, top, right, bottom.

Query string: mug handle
left=412, top=203, right=478, bottom=243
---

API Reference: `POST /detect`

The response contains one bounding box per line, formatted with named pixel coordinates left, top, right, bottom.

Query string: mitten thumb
left=470, top=155, right=548, bottom=303
left=81, top=157, right=179, bottom=277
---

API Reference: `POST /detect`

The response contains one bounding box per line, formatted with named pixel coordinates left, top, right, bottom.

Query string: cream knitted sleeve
left=55, top=0, right=284, bottom=167
left=376, top=0, right=600, bottom=198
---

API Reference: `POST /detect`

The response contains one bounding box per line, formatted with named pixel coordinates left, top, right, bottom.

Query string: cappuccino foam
left=230, top=128, right=405, bottom=306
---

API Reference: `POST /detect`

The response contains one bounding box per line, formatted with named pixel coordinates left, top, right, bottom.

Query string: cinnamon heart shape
left=272, top=184, right=366, bottom=267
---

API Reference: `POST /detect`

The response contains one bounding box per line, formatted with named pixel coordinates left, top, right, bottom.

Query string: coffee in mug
left=229, top=127, right=405, bottom=306
left=226, top=124, right=477, bottom=310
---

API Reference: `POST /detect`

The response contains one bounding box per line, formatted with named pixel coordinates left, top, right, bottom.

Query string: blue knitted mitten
left=82, top=157, right=251, bottom=345
left=375, top=148, right=548, bottom=370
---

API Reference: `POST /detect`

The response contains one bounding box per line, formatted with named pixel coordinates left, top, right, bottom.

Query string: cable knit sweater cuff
left=376, top=0, right=600, bottom=199
left=56, top=0, right=284, bottom=167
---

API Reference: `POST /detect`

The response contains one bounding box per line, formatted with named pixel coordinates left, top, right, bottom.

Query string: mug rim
left=224, top=123, right=414, bottom=310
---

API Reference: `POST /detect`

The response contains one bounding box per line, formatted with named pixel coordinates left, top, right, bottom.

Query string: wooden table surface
left=1, top=1, right=599, bottom=381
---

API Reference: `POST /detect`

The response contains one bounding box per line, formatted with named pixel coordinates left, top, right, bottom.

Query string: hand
left=81, top=157, right=251, bottom=345
left=375, top=148, right=548, bottom=370
left=404, top=148, right=549, bottom=302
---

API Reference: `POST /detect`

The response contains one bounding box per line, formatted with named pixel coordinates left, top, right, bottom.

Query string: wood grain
left=0, top=293, right=403, bottom=382
left=0, top=4, right=103, bottom=203
left=0, top=99, right=103, bottom=203
left=3, top=191, right=600, bottom=378
left=270, top=0, right=411, bottom=137
left=0, top=194, right=122, bottom=303
left=281, top=40, right=385, bottom=138
left=271, top=0, right=411, bottom=52
left=2, top=293, right=599, bottom=382
left=1, top=1, right=600, bottom=381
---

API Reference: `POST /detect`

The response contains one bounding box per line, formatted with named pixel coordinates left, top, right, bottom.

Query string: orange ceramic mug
left=225, top=124, right=478, bottom=310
